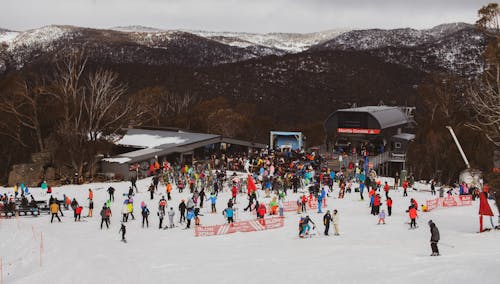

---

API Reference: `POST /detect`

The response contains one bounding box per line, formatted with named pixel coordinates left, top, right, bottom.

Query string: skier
left=186, top=209, right=194, bottom=229
left=108, top=186, right=115, bottom=202
left=428, top=220, right=440, bottom=256
left=430, top=180, right=436, bottom=196
left=386, top=197, right=393, bottom=216
left=209, top=193, right=217, bottom=213
left=75, top=206, right=82, bottom=221
left=142, top=205, right=150, bottom=228
left=148, top=184, right=155, bottom=200
left=159, top=196, right=167, bottom=213
left=384, top=182, right=390, bottom=199
left=119, top=223, right=127, bottom=242
left=165, top=182, right=172, bottom=200
left=88, top=198, right=94, bottom=217
left=257, top=203, right=267, bottom=219
left=278, top=198, right=284, bottom=217
left=299, top=215, right=316, bottom=237
left=131, top=176, right=138, bottom=193
left=50, top=201, right=61, bottom=223
left=179, top=200, right=186, bottom=223
left=100, top=205, right=110, bottom=229
left=332, top=209, right=339, bottom=236
left=158, top=208, right=165, bottom=229
left=408, top=206, right=418, bottom=229
left=323, top=210, right=332, bottom=236
left=224, top=206, right=234, bottom=224
left=199, top=187, right=206, bottom=208
left=403, top=180, right=409, bottom=197
left=122, top=201, right=129, bottom=222
left=70, top=198, right=79, bottom=220
left=127, top=199, right=135, bottom=220
left=377, top=209, right=386, bottom=224
left=167, top=207, right=175, bottom=228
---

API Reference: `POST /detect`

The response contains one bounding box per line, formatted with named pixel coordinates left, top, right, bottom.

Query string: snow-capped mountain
left=311, top=23, right=487, bottom=75
left=0, top=23, right=489, bottom=76
left=188, top=29, right=349, bottom=53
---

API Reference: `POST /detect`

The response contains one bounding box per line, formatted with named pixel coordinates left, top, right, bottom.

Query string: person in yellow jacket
left=50, top=202, right=61, bottom=223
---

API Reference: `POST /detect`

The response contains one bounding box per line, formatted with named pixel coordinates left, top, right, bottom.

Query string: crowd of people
left=3, top=148, right=497, bottom=256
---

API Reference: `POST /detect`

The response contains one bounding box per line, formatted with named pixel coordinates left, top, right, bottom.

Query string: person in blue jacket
left=224, top=207, right=234, bottom=224
left=186, top=209, right=195, bottom=229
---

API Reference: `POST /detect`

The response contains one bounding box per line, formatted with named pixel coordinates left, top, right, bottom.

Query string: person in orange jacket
left=408, top=205, right=418, bottom=229
left=166, top=182, right=173, bottom=200
left=88, top=189, right=93, bottom=201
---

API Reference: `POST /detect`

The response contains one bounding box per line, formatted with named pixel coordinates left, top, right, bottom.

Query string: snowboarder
left=428, top=220, right=440, bottom=256
left=323, top=210, right=332, bottom=236
left=119, top=223, right=127, bottom=242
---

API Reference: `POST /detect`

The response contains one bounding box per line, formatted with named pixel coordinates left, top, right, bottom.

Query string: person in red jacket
left=231, top=185, right=238, bottom=204
left=75, top=206, right=83, bottom=222
left=257, top=203, right=266, bottom=219
left=408, top=206, right=418, bottom=229
left=372, top=194, right=381, bottom=215
left=384, top=182, right=390, bottom=199
left=403, top=180, right=409, bottom=197
left=301, top=195, right=308, bottom=213
left=386, top=197, right=393, bottom=216
left=411, top=198, right=418, bottom=210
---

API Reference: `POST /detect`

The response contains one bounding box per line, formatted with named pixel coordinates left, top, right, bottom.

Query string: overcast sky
left=0, top=0, right=489, bottom=33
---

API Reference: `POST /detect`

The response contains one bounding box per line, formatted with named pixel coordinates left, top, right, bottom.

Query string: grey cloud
left=0, top=0, right=487, bottom=32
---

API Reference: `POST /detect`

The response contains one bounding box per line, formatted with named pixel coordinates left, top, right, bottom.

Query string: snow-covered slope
left=0, top=176, right=499, bottom=284
left=311, top=23, right=487, bottom=75
left=189, top=29, right=349, bottom=53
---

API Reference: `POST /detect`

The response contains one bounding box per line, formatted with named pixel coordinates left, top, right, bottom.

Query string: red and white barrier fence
left=195, top=217, right=284, bottom=237
left=426, top=195, right=472, bottom=211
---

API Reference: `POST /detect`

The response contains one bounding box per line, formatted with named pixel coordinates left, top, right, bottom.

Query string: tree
left=49, top=51, right=131, bottom=177
left=0, top=75, right=46, bottom=151
left=467, top=3, right=500, bottom=146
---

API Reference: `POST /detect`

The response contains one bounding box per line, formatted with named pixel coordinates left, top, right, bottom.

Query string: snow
left=116, top=134, right=188, bottom=148
left=1, top=177, right=499, bottom=284
left=0, top=31, right=19, bottom=43
left=101, top=157, right=132, bottom=164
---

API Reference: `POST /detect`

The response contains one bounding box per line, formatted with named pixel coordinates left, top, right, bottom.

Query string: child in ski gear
left=323, top=210, right=332, bottom=236
left=224, top=207, right=234, bottom=224
left=428, top=220, right=440, bottom=256
left=257, top=203, right=267, bottom=218
left=378, top=209, right=386, bottom=224
left=75, top=206, right=83, bottom=221
left=332, top=209, right=339, bottom=236
left=119, top=223, right=126, bottom=242
left=408, top=206, right=418, bottom=229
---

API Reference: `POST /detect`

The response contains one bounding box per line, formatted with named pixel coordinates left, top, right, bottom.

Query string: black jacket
left=323, top=213, right=332, bottom=225
left=429, top=222, right=440, bottom=242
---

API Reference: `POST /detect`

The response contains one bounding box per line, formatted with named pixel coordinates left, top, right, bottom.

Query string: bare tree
left=466, top=3, right=500, bottom=146
left=0, top=77, right=45, bottom=151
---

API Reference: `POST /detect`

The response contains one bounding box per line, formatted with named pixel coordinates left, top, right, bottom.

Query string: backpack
left=105, top=208, right=111, bottom=217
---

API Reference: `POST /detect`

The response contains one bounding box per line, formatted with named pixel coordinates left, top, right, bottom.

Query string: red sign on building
left=337, top=128, right=381, bottom=135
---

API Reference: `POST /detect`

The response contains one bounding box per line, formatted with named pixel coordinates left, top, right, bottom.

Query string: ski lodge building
left=100, top=127, right=266, bottom=178
left=323, top=106, right=415, bottom=176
